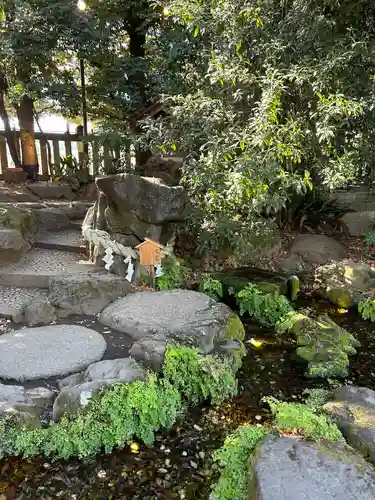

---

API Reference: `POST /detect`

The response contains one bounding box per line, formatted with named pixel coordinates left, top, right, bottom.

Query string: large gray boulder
left=53, top=357, right=146, bottom=420
left=342, top=211, right=375, bottom=236
left=83, top=174, right=190, bottom=253
left=314, top=260, right=375, bottom=308
left=99, top=290, right=245, bottom=353
left=0, top=325, right=106, bottom=381
left=0, top=229, right=31, bottom=264
left=248, top=435, right=375, bottom=500
left=48, top=273, right=131, bottom=317
left=288, top=234, right=345, bottom=265
left=324, top=385, right=375, bottom=465
left=0, top=383, right=55, bottom=427
left=96, top=173, right=189, bottom=225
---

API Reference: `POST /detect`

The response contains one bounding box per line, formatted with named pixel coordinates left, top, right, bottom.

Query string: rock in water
left=99, top=290, right=245, bottom=353
left=249, top=435, right=375, bottom=500
left=314, top=260, right=375, bottom=308
left=0, top=383, right=55, bottom=427
left=23, top=298, right=57, bottom=326
left=0, top=325, right=106, bottom=381
left=53, top=357, right=146, bottom=420
left=324, top=385, right=375, bottom=465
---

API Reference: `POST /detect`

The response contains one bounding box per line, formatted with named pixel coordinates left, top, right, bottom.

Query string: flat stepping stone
left=0, top=248, right=99, bottom=289
left=35, top=229, right=86, bottom=253
left=99, top=290, right=245, bottom=352
left=0, top=325, right=106, bottom=381
left=0, top=286, right=47, bottom=320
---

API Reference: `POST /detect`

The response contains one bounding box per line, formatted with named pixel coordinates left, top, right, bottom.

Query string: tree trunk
left=18, top=94, right=38, bottom=179
left=0, top=72, right=21, bottom=168
left=128, top=23, right=152, bottom=168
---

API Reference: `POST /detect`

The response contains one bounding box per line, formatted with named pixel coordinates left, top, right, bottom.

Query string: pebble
left=193, top=424, right=203, bottom=431
left=181, top=451, right=187, bottom=457
left=158, top=468, right=168, bottom=474
left=198, top=451, right=205, bottom=459
left=190, top=461, right=198, bottom=469
left=165, top=459, right=171, bottom=467
left=160, top=444, right=165, bottom=451
left=255, top=415, right=262, bottom=421
left=97, top=470, right=106, bottom=478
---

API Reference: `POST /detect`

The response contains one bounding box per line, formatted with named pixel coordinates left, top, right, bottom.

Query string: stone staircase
left=0, top=183, right=96, bottom=319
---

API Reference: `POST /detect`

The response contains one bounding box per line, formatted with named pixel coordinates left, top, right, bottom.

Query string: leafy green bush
left=156, top=256, right=191, bottom=290
left=200, top=276, right=224, bottom=300
left=236, top=284, right=293, bottom=327
left=358, top=299, right=375, bottom=322
left=264, top=397, right=343, bottom=442
left=211, top=425, right=269, bottom=500
left=163, top=346, right=238, bottom=405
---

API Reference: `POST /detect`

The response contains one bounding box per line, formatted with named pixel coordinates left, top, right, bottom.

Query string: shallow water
left=1, top=306, right=374, bottom=499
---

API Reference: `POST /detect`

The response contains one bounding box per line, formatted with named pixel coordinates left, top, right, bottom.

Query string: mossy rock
left=0, top=205, right=38, bottom=242
left=287, top=312, right=359, bottom=379
left=315, top=260, right=375, bottom=308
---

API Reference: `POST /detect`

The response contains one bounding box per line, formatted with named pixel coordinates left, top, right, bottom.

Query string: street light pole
left=79, top=57, right=88, bottom=154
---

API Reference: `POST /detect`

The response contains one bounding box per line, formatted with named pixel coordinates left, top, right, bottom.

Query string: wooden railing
left=0, top=130, right=128, bottom=179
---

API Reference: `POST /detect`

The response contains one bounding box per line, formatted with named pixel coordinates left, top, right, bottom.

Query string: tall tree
left=141, top=0, right=375, bottom=253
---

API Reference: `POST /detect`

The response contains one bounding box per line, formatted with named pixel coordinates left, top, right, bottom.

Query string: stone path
left=35, top=228, right=86, bottom=253
left=0, top=248, right=98, bottom=288
left=0, top=325, right=107, bottom=381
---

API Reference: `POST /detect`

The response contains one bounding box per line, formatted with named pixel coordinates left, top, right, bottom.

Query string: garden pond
left=0, top=299, right=374, bottom=500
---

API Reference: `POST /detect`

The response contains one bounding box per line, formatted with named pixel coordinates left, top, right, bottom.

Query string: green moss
left=257, top=281, right=282, bottom=295
left=224, top=314, right=245, bottom=342
left=211, top=425, right=270, bottom=500
left=285, top=313, right=359, bottom=379
left=327, top=288, right=355, bottom=309
left=264, top=397, right=344, bottom=442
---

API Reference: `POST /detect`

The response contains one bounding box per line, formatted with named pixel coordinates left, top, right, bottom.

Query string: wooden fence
left=0, top=130, right=129, bottom=179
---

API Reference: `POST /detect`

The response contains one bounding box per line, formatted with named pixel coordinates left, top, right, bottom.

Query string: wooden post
left=52, top=139, right=60, bottom=168
left=39, top=138, right=49, bottom=176
left=0, top=136, right=8, bottom=174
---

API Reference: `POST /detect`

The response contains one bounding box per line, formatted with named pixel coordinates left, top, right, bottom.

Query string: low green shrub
left=364, top=231, right=375, bottom=253
left=200, top=276, right=224, bottom=300
left=0, top=346, right=238, bottom=460
left=163, top=346, right=238, bottom=405
left=210, top=425, right=270, bottom=500
left=358, top=299, right=375, bottom=322
left=156, top=256, right=191, bottom=290
left=303, top=388, right=333, bottom=412
left=1, top=376, right=181, bottom=459
left=235, top=284, right=293, bottom=327
left=264, top=397, right=343, bottom=442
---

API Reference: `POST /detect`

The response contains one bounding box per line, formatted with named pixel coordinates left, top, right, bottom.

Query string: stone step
left=0, top=286, right=47, bottom=320
left=35, top=229, right=87, bottom=254
left=0, top=248, right=100, bottom=289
